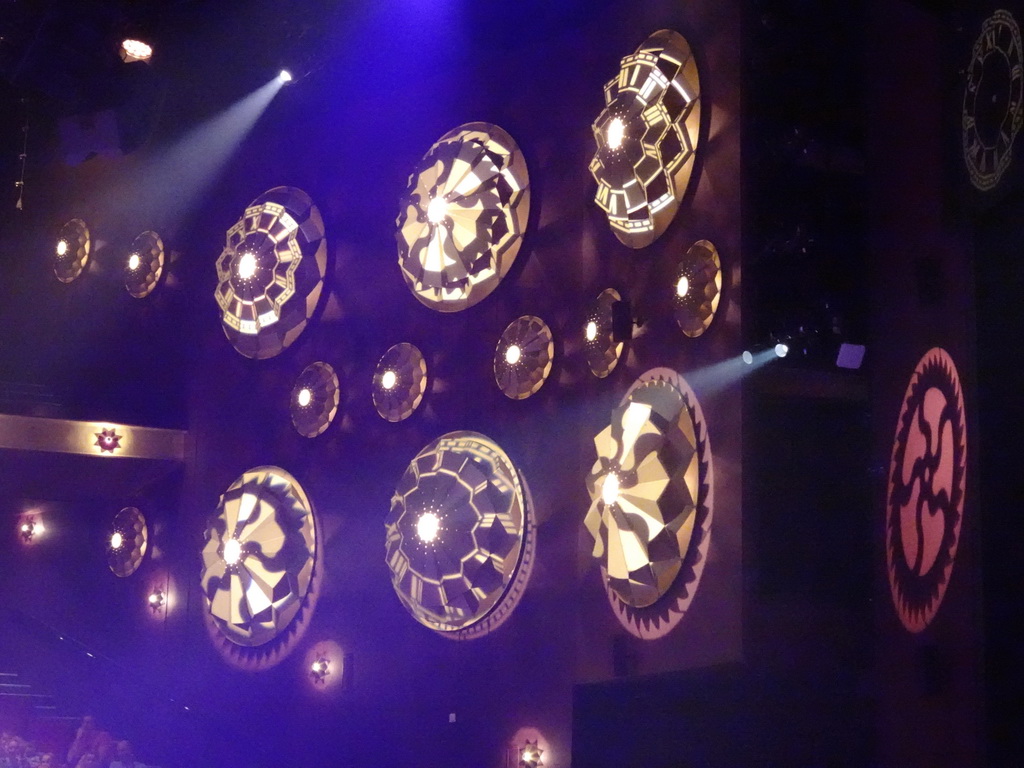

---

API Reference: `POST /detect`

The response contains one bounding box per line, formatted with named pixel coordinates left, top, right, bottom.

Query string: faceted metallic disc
left=385, top=431, right=536, bottom=638
left=124, top=230, right=165, bottom=298
left=584, top=368, right=713, bottom=638
left=584, top=288, right=625, bottom=378
left=200, top=466, right=319, bottom=670
left=397, top=122, right=530, bottom=312
left=493, top=315, right=554, bottom=400
left=886, top=349, right=966, bottom=633
left=590, top=29, right=701, bottom=248
left=673, top=239, right=721, bottom=338
left=290, top=361, right=340, bottom=438
left=214, top=186, right=327, bottom=359
left=372, top=343, right=427, bottom=422
left=107, top=507, right=148, bottom=578
left=54, top=218, right=91, bottom=283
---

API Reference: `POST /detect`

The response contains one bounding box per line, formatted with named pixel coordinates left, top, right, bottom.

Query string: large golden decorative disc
left=124, top=230, right=165, bottom=298
left=494, top=315, right=554, bottom=400
left=385, top=431, right=536, bottom=638
left=397, top=122, right=530, bottom=312
left=54, top=218, right=91, bottom=283
left=590, top=30, right=701, bottom=248
left=214, top=187, right=327, bottom=359
left=584, top=288, right=625, bottom=378
left=107, top=507, right=148, bottom=578
left=201, top=467, right=318, bottom=669
left=372, top=343, right=427, bottom=422
left=886, top=349, right=966, bottom=633
left=290, top=361, right=340, bottom=438
left=584, top=368, right=713, bottom=638
left=673, top=239, right=721, bottom=337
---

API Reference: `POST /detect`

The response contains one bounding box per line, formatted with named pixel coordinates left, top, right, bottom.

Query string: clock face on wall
left=962, top=9, right=1024, bottom=191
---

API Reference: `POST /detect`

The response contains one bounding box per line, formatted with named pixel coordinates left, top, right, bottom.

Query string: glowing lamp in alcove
left=385, top=432, right=536, bottom=639
left=397, top=123, right=530, bottom=312
left=590, top=30, right=701, bottom=248
left=584, top=368, right=714, bottom=639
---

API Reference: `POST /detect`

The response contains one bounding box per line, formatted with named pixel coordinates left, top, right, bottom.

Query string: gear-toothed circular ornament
left=125, top=231, right=165, bottom=298
left=584, top=288, right=626, bottom=378
left=887, top=348, right=966, bottom=633
left=385, top=431, right=536, bottom=639
left=584, top=367, right=713, bottom=638
left=107, top=507, right=148, bottom=578
left=372, top=342, right=427, bottom=422
left=590, top=30, right=701, bottom=248
left=397, top=122, right=530, bottom=312
left=200, top=466, right=319, bottom=670
left=290, top=361, right=340, bottom=438
left=54, top=218, right=91, bottom=283
left=214, top=187, right=327, bottom=359
left=494, top=315, right=554, bottom=400
left=673, top=239, right=721, bottom=338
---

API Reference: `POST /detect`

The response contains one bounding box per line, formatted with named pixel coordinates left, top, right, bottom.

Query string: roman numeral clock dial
left=962, top=10, right=1024, bottom=191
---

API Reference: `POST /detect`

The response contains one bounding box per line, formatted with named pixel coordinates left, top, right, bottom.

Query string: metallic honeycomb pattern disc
left=107, top=507, right=148, bottom=578
left=372, top=342, right=427, bottom=423
left=214, top=186, right=327, bottom=359
left=590, top=29, right=701, bottom=248
left=397, top=122, right=530, bottom=312
left=290, top=361, right=340, bottom=438
left=385, top=431, right=536, bottom=638
left=493, top=315, right=554, bottom=400
left=54, top=218, right=91, bottom=283
left=672, top=239, right=721, bottom=338
left=584, top=288, right=625, bottom=379
left=886, top=348, right=966, bottom=633
left=584, top=368, right=713, bottom=638
left=200, top=466, right=318, bottom=669
left=124, top=230, right=165, bottom=298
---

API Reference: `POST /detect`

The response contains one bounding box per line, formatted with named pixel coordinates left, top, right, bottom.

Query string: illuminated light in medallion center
left=601, top=472, right=620, bottom=506
left=607, top=117, right=626, bottom=150
left=427, top=196, right=448, bottom=225
left=676, top=275, right=689, bottom=297
left=505, top=344, right=522, bottom=365
left=128, top=253, right=141, bottom=271
left=416, top=512, right=440, bottom=543
left=297, top=388, right=312, bottom=407
left=110, top=532, right=123, bottom=550
left=585, top=321, right=598, bottom=342
left=56, top=240, right=68, bottom=257
left=381, top=370, right=398, bottom=390
left=223, top=537, right=242, bottom=565
left=236, top=252, right=257, bottom=280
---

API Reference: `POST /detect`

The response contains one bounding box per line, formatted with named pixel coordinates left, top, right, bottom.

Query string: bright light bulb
left=237, top=252, right=257, bottom=280
left=128, top=253, right=140, bottom=271
left=742, top=350, right=753, bottom=365
left=522, top=749, right=534, bottom=761
left=121, top=39, right=153, bottom=62
left=223, top=538, right=242, bottom=565
left=676, top=276, right=689, bottom=298
left=427, top=196, right=448, bottom=224
left=279, top=69, right=293, bottom=83
left=110, top=532, right=123, bottom=550
left=34, top=521, right=44, bottom=535
left=20, top=523, right=29, bottom=533
left=601, top=473, right=620, bottom=506
left=297, top=388, right=312, bottom=407
left=56, top=240, right=68, bottom=257
left=585, top=321, right=598, bottom=342
left=381, top=370, right=397, bottom=390
left=311, top=660, right=327, bottom=674
left=775, top=343, right=789, bottom=358
left=148, top=593, right=159, bottom=604
left=505, top=344, right=522, bottom=365
left=607, top=117, right=626, bottom=149
left=417, top=512, right=440, bottom=543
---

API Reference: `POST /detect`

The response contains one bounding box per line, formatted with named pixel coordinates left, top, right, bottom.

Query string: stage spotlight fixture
left=742, top=350, right=753, bottom=365
left=775, top=343, right=789, bottom=358
left=120, top=38, right=153, bottom=64
left=279, top=69, right=293, bottom=83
